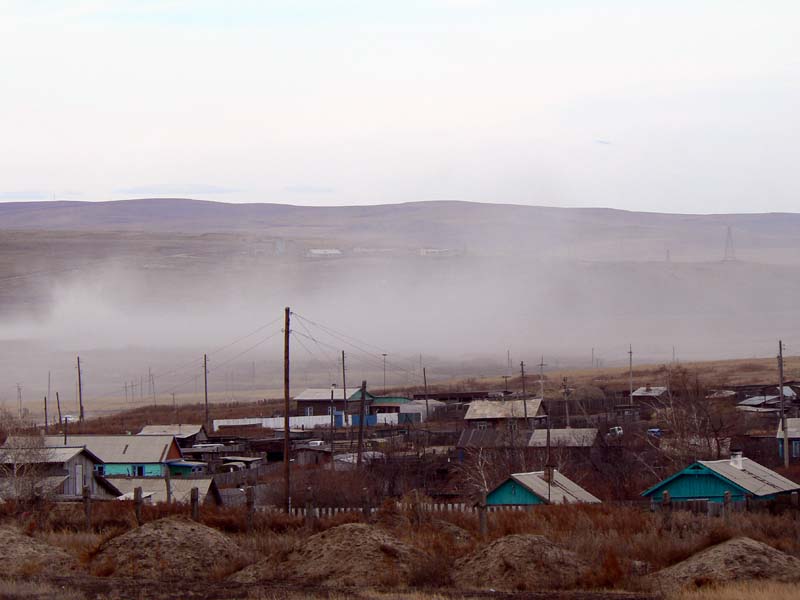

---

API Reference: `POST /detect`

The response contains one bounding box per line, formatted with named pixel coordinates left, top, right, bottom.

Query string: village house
left=38, top=434, right=183, bottom=478
left=641, top=451, right=800, bottom=504
left=138, top=424, right=208, bottom=448
left=777, top=418, right=800, bottom=463
left=0, top=444, right=112, bottom=499
left=464, top=399, right=544, bottom=430
left=294, top=387, right=375, bottom=417
left=487, top=468, right=601, bottom=506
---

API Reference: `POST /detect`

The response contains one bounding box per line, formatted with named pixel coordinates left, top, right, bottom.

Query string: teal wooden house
left=42, top=434, right=184, bottom=477
left=487, top=469, right=601, bottom=506
left=641, top=453, right=800, bottom=504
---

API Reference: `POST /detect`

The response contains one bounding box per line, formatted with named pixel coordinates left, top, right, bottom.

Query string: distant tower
left=723, top=226, right=736, bottom=262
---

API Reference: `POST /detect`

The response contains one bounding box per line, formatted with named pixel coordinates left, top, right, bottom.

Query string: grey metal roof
left=699, top=458, right=800, bottom=497
left=39, top=435, right=179, bottom=464
left=528, top=428, right=598, bottom=448
left=464, top=399, right=543, bottom=420
left=510, top=470, right=600, bottom=504
left=0, top=446, right=87, bottom=464
left=138, top=424, right=204, bottom=438
left=632, top=386, right=668, bottom=397
left=778, top=418, right=800, bottom=439
left=738, top=395, right=780, bottom=406
left=294, top=388, right=363, bottom=401
left=106, top=477, right=217, bottom=503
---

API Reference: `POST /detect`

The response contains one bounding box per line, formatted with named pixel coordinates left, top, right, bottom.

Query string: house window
left=327, top=406, right=334, bottom=416
left=304, top=406, right=314, bottom=416
left=94, top=465, right=105, bottom=476
left=792, top=441, right=800, bottom=459
left=134, top=465, right=144, bottom=477
left=477, top=421, right=489, bottom=430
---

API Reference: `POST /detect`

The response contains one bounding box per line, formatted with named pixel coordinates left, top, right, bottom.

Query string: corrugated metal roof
left=699, top=458, right=800, bottom=497
left=106, top=477, right=216, bottom=503
left=632, top=386, right=668, bottom=397
left=39, top=435, right=178, bottom=464
left=738, top=395, right=779, bottom=406
left=0, top=446, right=86, bottom=464
left=138, top=424, right=204, bottom=438
left=528, top=428, right=598, bottom=448
left=464, top=399, right=543, bottom=420
left=778, top=418, right=800, bottom=439
left=510, top=470, right=600, bottom=504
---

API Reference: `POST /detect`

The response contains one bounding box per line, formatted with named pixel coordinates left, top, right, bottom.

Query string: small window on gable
left=511, top=484, right=516, bottom=496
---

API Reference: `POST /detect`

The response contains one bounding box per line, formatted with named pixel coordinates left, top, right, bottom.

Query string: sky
left=0, top=0, right=798, bottom=213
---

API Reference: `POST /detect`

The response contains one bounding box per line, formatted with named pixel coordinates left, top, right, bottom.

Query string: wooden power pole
left=520, top=361, right=528, bottom=424
left=203, top=354, right=209, bottom=428
left=779, top=340, right=789, bottom=468
left=356, top=380, right=367, bottom=468
left=77, top=356, right=84, bottom=422
left=283, top=307, right=291, bottom=513
left=341, top=351, right=347, bottom=425
left=423, top=367, right=430, bottom=421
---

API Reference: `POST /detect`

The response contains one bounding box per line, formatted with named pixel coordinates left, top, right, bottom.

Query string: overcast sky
left=1, top=1, right=797, bottom=213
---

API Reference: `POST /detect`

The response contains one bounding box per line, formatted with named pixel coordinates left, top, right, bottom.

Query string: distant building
left=631, top=385, right=668, bottom=402
left=138, top=424, right=208, bottom=448
left=306, top=248, right=342, bottom=258
left=487, top=469, right=601, bottom=506
left=0, top=445, right=108, bottom=499
left=294, top=387, right=375, bottom=417
left=737, top=395, right=781, bottom=413
left=641, top=452, right=800, bottom=504
left=464, top=399, right=544, bottom=430
left=36, top=434, right=183, bottom=478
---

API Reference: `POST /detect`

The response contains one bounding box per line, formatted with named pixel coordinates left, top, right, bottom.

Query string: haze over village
left=1, top=2, right=800, bottom=600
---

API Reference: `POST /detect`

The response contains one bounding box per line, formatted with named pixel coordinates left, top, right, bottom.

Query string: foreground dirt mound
left=653, top=537, right=800, bottom=591
left=232, top=523, right=426, bottom=587
left=453, top=534, right=586, bottom=591
left=0, top=526, right=78, bottom=577
left=92, top=516, right=244, bottom=580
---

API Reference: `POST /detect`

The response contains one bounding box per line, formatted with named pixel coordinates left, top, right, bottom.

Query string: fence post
left=191, top=487, right=200, bottom=521
left=478, top=493, right=488, bottom=539
left=246, top=486, right=255, bottom=533
left=82, top=486, right=92, bottom=530
left=723, top=491, right=731, bottom=519
left=305, top=486, right=315, bottom=530
left=661, top=490, right=671, bottom=511
left=134, top=486, right=143, bottom=525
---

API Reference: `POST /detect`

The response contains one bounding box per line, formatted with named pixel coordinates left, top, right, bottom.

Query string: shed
left=464, top=399, right=544, bottom=429
left=105, top=477, right=222, bottom=505
left=138, top=424, right=208, bottom=447
left=641, top=453, right=800, bottom=503
left=294, top=387, right=375, bottom=417
left=777, top=418, right=800, bottom=462
left=487, top=469, right=600, bottom=506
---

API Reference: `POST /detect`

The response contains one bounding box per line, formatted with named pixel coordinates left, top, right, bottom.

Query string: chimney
left=730, top=450, right=743, bottom=470
left=646, top=383, right=652, bottom=392
left=543, top=465, right=555, bottom=483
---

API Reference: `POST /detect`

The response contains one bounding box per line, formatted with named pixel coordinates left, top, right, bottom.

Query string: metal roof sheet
left=528, top=428, right=598, bottom=448
left=38, top=435, right=179, bottom=464
left=699, top=458, right=800, bottom=497
left=138, top=424, right=204, bottom=438
left=464, top=399, right=543, bottom=420
left=510, top=470, right=600, bottom=504
left=738, top=395, right=779, bottom=406
left=105, top=477, right=216, bottom=503
left=0, top=446, right=86, bottom=464
left=632, top=386, right=668, bottom=397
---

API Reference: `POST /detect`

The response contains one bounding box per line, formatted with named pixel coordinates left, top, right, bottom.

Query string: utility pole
left=423, top=367, right=430, bottom=422
left=538, top=356, right=546, bottom=401
left=56, top=391, right=62, bottom=429
left=382, top=353, right=387, bottom=394
left=330, top=384, right=336, bottom=445
left=172, top=393, right=177, bottom=422
left=779, top=340, right=789, bottom=468
left=341, top=351, right=347, bottom=426
left=283, top=307, right=291, bottom=513
left=16, top=384, right=22, bottom=420
left=124, top=382, right=129, bottom=403
left=356, top=380, right=367, bottom=468
left=591, top=348, right=594, bottom=369
left=77, top=356, right=84, bottom=422
left=203, top=354, right=209, bottom=428
left=43, top=395, right=48, bottom=432
left=628, top=344, right=633, bottom=403
left=562, top=377, right=571, bottom=428
left=151, top=373, right=156, bottom=407
left=47, top=371, right=51, bottom=420
left=502, top=375, right=510, bottom=394
left=520, top=361, right=528, bottom=424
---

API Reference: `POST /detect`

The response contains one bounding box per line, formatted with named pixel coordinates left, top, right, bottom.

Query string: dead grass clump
left=0, top=526, right=79, bottom=577
left=670, top=580, right=800, bottom=600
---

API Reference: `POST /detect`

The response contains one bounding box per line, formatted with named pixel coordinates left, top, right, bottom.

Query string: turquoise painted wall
left=643, top=463, right=769, bottom=503
left=487, top=479, right=543, bottom=505
left=96, top=464, right=165, bottom=477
